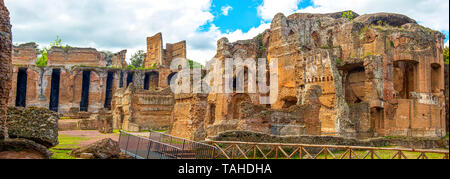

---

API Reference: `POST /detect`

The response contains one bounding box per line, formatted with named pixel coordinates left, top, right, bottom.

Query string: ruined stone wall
left=12, top=43, right=37, bottom=65
left=144, top=33, right=164, bottom=67
left=267, top=12, right=445, bottom=138
left=112, top=85, right=174, bottom=132
left=170, top=93, right=208, bottom=140
left=8, top=66, right=123, bottom=114
left=0, top=0, right=12, bottom=138
left=144, top=32, right=187, bottom=69
left=164, top=41, right=186, bottom=66
left=445, top=64, right=449, bottom=133
left=111, top=50, right=127, bottom=68
left=47, top=47, right=106, bottom=67
left=180, top=11, right=446, bottom=140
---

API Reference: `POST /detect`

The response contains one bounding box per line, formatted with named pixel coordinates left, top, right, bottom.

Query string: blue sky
left=5, top=0, right=449, bottom=64
left=201, top=0, right=315, bottom=33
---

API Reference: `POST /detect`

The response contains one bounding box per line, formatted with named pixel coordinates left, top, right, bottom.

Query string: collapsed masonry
left=4, top=10, right=448, bottom=141
left=170, top=11, right=447, bottom=140
left=8, top=33, right=182, bottom=131
left=0, top=0, right=12, bottom=138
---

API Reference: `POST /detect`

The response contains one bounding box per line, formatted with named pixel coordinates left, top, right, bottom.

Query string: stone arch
left=144, top=71, right=159, bottom=90
left=394, top=60, right=418, bottom=99
left=431, top=63, right=441, bottom=93
left=167, top=72, right=178, bottom=86
left=344, top=65, right=366, bottom=104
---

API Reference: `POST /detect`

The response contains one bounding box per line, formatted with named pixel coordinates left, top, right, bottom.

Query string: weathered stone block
left=3, top=107, right=59, bottom=148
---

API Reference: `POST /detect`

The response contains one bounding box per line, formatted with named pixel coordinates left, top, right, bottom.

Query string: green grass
left=53, top=134, right=91, bottom=149
left=50, top=134, right=91, bottom=159
left=49, top=149, right=77, bottom=159
left=217, top=146, right=447, bottom=159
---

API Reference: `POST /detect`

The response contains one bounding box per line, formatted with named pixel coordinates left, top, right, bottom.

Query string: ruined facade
left=170, top=11, right=447, bottom=140
left=8, top=44, right=128, bottom=114
left=111, top=84, right=174, bottom=132
left=0, top=0, right=12, bottom=139
left=8, top=33, right=183, bottom=123
left=143, top=32, right=187, bottom=68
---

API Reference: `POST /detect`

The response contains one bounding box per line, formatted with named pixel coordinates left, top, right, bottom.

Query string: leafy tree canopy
left=129, top=50, right=145, bottom=68
left=36, top=36, right=71, bottom=67
left=444, top=47, right=449, bottom=64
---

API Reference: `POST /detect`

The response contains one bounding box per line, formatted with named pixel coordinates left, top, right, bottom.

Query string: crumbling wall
left=47, top=47, right=107, bottom=67
left=193, top=11, right=446, bottom=140
left=170, top=93, right=208, bottom=140
left=112, top=84, right=174, bottom=132
left=111, top=50, right=127, bottom=68
left=144, top=33, right=164, bottom=67
left=144, top=32, right=187, bottom=68
left=12, top=42, right=37, bottom=65
left=0, top=0, right=12, bottom=139
left=164, top=41, right=187, bottom=66
left=8, top=66, right=123, bottom=114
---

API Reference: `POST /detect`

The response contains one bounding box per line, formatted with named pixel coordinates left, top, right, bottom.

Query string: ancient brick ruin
left=7, top=33, right=182, bottom=132
left=0, top=0, right=12, bottom=139
left=170, top=11, right=448, bottom=140
left=2, top=9, right=448, bottom=142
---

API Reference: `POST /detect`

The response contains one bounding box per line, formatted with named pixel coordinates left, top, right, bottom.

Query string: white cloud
left=446, top=40, right=449, bottom=47
left=222, top=23, right=271, bottom=42
left=221, top=5, right=233, bottom=16
left=298, top=0, right=448, bottom=32
left=258, top=0, right=301, bottom=21
left=5, top=0, right=273, bottom=65
left=5, top=0, right=215, bottom=63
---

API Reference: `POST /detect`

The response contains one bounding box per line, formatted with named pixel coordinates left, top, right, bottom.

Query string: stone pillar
left=0, top=0, right=12, bottom=139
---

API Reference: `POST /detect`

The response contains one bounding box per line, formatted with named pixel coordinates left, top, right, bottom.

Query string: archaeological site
left=0, top=0, right=448, bottom=160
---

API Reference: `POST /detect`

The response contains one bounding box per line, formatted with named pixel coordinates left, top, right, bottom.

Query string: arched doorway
left=167, top=72, right=178, bottom=86
left=144, top=71, right=159, bottom=90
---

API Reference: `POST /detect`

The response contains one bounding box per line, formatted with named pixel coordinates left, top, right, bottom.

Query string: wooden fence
left=208, top=141, right=449, bottom=159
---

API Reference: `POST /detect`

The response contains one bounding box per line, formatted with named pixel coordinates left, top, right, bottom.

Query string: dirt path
left=59, top=130, right=120, bottom=147
left=59, top=130, right=151, bottom=147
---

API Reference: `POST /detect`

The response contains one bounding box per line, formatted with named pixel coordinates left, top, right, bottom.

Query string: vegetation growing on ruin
left=102, top=51, right=114, bottom=67
left=129, top=50, right=145, bottom=68
left=188, top=59, right=203, bottom=69
left=342, top=11, right=355, bottom=21
left=36, top=36, right=71, bottom=67
left=444, top=47, right=449, bottom=64
left=50, top=134, right=91, bottom=159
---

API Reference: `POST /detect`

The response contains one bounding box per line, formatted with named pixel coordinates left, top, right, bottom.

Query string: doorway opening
left=49, top=69, right=61, bottom=112
left=104, top=71, right=114, bottom=110
left=80, top=71, right=91, bottom=112
left=15, top=68, right=27, bottom=107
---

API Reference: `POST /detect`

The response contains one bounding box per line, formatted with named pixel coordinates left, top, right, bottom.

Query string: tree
left=36, top=36, right=71, bottom=67
left=342, top=11, right=355, bottom=21
left=444, top=47, right=449, bottom=64
left=130, top=50, right=145, bottom=68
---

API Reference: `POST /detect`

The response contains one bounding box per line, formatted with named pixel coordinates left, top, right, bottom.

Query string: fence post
left=182, top=139, right=186, bottom=159
left=146, top=140, right=153, bottom=159
left=135, top=137, right=141, bottom=159
left=125, top=132, right=130, bottom=153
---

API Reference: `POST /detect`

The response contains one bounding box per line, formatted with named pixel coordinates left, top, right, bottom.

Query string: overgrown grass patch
left=53, top=134, right=91, bottom=150
left=49, top=149, right=77, bottom=159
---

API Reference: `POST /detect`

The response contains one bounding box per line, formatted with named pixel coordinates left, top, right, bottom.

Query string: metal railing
left=148, top=131, right=217, bottom=159
left=208, top=141, right=449, bottom=159
left=119, top=131, right=217, bottom=159
left=119, top=131, right=182, bottom=159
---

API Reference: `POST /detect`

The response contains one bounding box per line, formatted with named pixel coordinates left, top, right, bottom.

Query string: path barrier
left=208, top=141, right=449, bottom=159
left=118, top=131, right=217, bottom=159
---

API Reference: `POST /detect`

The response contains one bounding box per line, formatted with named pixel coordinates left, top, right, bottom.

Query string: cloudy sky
left=5, top=0, right=449, bottom=64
